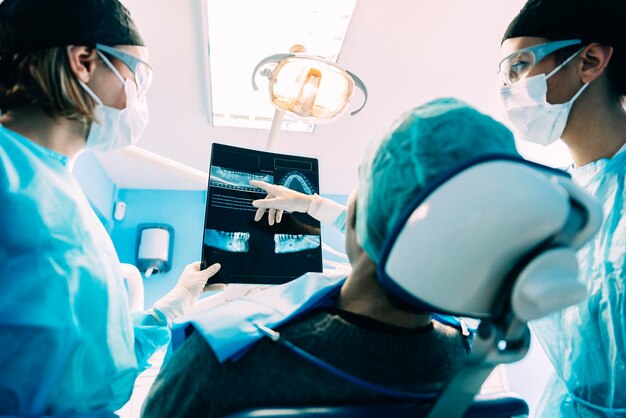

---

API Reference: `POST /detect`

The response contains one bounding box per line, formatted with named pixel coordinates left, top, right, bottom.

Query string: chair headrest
left=377, top=155, right=602, bottom=321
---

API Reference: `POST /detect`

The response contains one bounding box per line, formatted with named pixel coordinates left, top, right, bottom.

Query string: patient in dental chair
left=142, top=98, right=519, bottom=418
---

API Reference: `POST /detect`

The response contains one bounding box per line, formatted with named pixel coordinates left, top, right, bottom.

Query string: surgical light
left=252, top=47, right=367, bottom=149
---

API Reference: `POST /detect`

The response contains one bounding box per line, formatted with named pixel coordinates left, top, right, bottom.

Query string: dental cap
left=502, top=0, right=625, bottom=47
left=0, top=0, right=144, bottom=56
left=356, top=98, right=518, bottom=264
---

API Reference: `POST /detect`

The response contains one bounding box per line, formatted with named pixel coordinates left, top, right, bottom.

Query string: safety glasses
left=498, top=39, right=582, bottom=86
left=96, top=43, right=153, bottom=97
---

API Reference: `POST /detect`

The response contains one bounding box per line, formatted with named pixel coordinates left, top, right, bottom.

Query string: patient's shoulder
left=143, top=331, right=224, bottom=417
left=431, top=320, right=471, bottom=361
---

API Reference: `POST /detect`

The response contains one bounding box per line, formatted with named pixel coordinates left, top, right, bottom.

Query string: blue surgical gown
left=0, top=127, right=170, bottom=416
left=533, top=150, right=626, bottom=417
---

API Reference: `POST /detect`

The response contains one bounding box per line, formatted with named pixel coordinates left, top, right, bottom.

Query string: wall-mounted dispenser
left=136, top=224, right=174, bottom=278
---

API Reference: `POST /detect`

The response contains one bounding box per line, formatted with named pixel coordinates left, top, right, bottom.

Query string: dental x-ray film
left=202, top=143, right=323, bottom=284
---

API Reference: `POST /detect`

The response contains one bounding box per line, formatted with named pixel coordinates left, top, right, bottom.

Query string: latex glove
left=250, top=180, right=313, bottom=225
left=250, top=180, right=347, bottom=226
left=149, top=262, right=222, bottom=326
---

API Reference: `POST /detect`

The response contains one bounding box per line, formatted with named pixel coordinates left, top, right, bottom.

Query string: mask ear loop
left=97, top=50, right=126, bottom=85
left=546, top=47, right=585, bottom=80
left=78, top=79, right=103, bottom=106
left=545, top=47, right=590, bottom=102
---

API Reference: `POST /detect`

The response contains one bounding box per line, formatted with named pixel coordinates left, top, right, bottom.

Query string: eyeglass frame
left=95, top=43, right=153, bottom=95
left=498, top=39, right=582, bottom=85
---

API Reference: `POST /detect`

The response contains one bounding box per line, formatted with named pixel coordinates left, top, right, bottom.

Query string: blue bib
left=171, top=269, right=470, bottom=363
left=171, top=271, right=347, bottom=362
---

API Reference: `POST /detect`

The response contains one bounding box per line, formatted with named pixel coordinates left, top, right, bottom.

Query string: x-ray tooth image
left=204, top=229, right=250, bottom=253
left=203, top=143, right=322, bottom=284
left=274, top=234, right=321, bottom=254
left=210, top=166, right=274, bottom=192
left=278, top=170, right=317, bottom=195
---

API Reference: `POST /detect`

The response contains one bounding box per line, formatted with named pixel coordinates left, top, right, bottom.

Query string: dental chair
left=223, top=155, right=603, bottom=418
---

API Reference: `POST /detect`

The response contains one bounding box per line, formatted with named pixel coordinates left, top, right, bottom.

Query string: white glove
left=250, top=180, right=313, bottom=225
left=149, top=262, right=222, bottom=326
left=307, top=194, right=348, bottom=226
left=250, top=180, right=346, bottom=226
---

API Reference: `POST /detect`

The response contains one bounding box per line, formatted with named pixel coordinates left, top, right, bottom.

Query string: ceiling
left=95, top=0, right=573, bottom=193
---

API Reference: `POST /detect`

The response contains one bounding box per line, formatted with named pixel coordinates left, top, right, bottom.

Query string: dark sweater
left=142, top=309, right=469, bottom=418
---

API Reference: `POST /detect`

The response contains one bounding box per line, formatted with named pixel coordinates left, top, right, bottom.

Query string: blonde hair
left=0, top=47, right=97, bottom=123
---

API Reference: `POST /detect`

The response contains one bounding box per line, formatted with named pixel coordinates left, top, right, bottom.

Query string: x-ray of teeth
left=278, top=170, right=317, bottom=195
left=274, top=234, right=321, bottom=254
left=211, top=194, right=258, bottom=212
left=210, top=166, right=274, bottom=192
left=204, top=144, right=323, bottom=284
left=204, top=229, right=250, bottom=253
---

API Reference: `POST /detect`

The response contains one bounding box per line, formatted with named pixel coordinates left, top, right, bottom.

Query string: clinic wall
left=110, top=189, right=206, bottom=307
left=72, top=151, right=116, bottom=228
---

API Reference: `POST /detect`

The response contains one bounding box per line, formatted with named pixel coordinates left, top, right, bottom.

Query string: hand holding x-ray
left=250, top=180, right=313, bottom=225
left=149, top=262, right=225, bottom=325
left=178, top=262, right=226, bottom=295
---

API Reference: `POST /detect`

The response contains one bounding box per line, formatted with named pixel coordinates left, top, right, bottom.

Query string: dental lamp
left=252, top=45, right=368, bottom=150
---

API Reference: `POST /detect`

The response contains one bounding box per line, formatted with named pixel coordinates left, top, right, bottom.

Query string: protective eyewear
left=498, top=39, right=582, bottom=86
left=96, top=43, right=153, bottom=97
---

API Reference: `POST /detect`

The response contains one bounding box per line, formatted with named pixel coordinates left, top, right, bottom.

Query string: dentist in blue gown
left=499, top=0, right=626, bottom=415
left=0, top=0, right=220, bottom=415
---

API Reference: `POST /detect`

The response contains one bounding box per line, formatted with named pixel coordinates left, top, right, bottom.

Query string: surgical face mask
left=499, top=49, right=588, bottom=146
left=79, top=51, right=149, bottom=152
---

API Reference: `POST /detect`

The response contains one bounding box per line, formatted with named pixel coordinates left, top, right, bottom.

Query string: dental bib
left=170, top=271, right=347, bottom=362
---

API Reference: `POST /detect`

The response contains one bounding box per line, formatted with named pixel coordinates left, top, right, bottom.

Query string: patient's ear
left=345, top=195, right=361, bottom=262
left=346, top=194, right=358, bottom=232
left=350, top=200, right=357, bottom=229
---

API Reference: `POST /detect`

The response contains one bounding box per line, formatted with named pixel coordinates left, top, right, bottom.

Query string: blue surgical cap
left=356, top=98, right=519, bottom=264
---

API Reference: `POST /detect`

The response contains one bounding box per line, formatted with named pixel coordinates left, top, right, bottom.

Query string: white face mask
left=499, top=50, right=588, bottom=146
left=79, top=52, right=149, bottom=152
